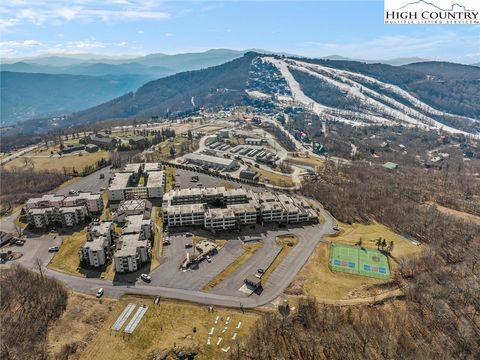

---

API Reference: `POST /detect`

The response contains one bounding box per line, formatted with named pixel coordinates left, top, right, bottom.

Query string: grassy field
left=158, top=136, right=199, bottom=160
left=4, top=150, right=109, bottom=172
left=247, top=165, right=295, bottom=187
left=164, top=166, right=176, bottom=192
left=47, top=291, right=116, bottom=359
left=80, top=296, right=260, bottom=360
left=151, top=208, right=163, bottom=268
left=203, top=242, right=263, bottom=291
left=287, top=222, right=422, bottom=300
left=48, top=226, right=115, bottom=280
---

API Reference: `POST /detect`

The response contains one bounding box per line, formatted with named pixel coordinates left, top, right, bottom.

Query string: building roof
left=109, top=172, right=132, bottom=190
left=166, top=203, right=206, bottom=215
left=383, top=162, right=399, bottom=170
left=146, top=170, right=164, bottom=189
left=115, top=233, right=148, bottom=257
left=239, top=170, right=258, bottom=180
left=123, top=163, right=143, bottom=173
left=130, top=136, right=147, bottom=142
left=82, top=235, right=108, bottom=252
left=143, top=162, right=162, bottom=172
left=184, top=153, right=237, bottom=167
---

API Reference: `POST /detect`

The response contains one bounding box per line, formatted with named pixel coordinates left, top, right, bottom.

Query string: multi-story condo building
left=107, top=163, right=164, bottom=202
left=113, top=215, right=153, bottom=273
left=24, top=192, right=102, bottom=229
left=79, top=221, right=114, bottom=267
left=162, top=187, right=317, bottom=231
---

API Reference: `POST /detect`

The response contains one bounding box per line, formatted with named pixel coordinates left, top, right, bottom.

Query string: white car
left=48, top=246, right=59, bottom=252
left=96, top=288, right=104, bottom=298
left=206, top=255, right=212, bottom=263
left=141, top=274, right=152, bottom=282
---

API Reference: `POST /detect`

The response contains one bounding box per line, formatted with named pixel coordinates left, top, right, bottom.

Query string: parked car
left=96, top=288, right=104, bottom=298
left=140, top=274, right=152, bottom=282
left=185, top=243, right=193, bottom=249
left=333, top=226, right=340, bottom=231
left=255, top=273, right=263, bottom=279
left=257, top=268, right=265, bottom=274
left=68, top=189, right=78, bottom=195
left=99, top=173, right=105, bottom=179
left=185, top=232, right=193, bottom=237
left=15, top=239, right=25, bottom=246
left=48, top=246, right=59, bottom=252
left=206, top=255, right=212, bottom=263
left=163, top=239, right=171, bottom=245
left=100, top=187, right=106, bottom=191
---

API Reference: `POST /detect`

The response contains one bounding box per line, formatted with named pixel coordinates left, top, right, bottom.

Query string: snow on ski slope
left=263, top=56, right=478, bottom=136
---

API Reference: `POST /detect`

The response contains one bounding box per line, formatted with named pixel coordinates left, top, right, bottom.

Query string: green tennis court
left=329, top=243, right=390, bottom=279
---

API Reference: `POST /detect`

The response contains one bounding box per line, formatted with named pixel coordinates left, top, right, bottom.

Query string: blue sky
left=1, top=0, right=478, bottom=63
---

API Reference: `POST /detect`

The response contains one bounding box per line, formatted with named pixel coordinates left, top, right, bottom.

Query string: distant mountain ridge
left=3, top=52, right=479, bottom=138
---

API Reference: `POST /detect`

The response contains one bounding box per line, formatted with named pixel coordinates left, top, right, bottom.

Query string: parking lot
left=56, top=166, right=111, bottom=195
left=1, top=233, right=61, bottom=269
left=173, top=167, right=264, bottom=192
left=138, top=220, right=323, bottom=298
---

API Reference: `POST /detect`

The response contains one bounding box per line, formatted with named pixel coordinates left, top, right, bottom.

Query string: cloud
left=0, top=39, right=43, bottom=57
left=0, top=18, right=19, bottom=31
left=0, top=1, right=170, bottom=29
left=300, top=31, right=478, bottom=61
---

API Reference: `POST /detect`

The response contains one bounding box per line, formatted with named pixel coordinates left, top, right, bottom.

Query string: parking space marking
left=216, top=337, right=222, bottom=346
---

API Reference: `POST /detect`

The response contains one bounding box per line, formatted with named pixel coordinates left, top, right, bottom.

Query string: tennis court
left=329, top=243, right=390, bottom=279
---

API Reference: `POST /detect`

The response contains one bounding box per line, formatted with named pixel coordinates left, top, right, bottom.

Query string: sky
left=0, top=0, right=479, bottom=63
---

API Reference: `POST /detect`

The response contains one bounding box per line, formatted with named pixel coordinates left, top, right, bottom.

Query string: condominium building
left=162, top=187, right=317, bottom=231
left=79, top=221, right=114, bottom=267
left=114, top=233, right=150, bottom=273
left=24, top=192, right=102, bottom=229
left=107, top=163, right=165, bottom=202
left=113, top=215, right=153, bottom=273
left=63, top=192, right=104, bottom=213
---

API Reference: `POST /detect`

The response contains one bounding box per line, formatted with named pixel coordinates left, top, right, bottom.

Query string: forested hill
left=1, top=71, right=148, bottom=125
left=69, top=52, right=258, bottom=125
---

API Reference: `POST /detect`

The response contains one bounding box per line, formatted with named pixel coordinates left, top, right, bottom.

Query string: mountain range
left=1, top=50, right=479, bottom=137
